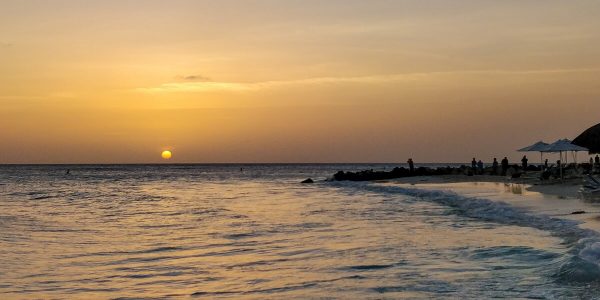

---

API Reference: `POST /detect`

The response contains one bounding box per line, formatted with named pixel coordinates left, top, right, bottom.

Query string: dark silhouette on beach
left=332, top=162, right=543, bottom=182
left=492, top=158, right=498, bottom=175
left=501, top=157, right=509, bottom=176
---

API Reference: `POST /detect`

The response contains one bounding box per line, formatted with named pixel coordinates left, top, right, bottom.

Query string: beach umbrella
left=517, top=141, right=549, bottom=165
left=573, top=122, right=600, bottom=154
left=517, top=141, right=549, bottom=152
left=541, top=139, right=588, bottom=180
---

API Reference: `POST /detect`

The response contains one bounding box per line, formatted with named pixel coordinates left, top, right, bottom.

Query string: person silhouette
left=477, top=160, right=484, bottom=175
left=501, top=157, right=509, bottom=176
left=407, top=158, right=414, bottom=174
left=521, top=155, right=528, bottom=171
left=471, top=158, right=477, bottom=171
left=492, top=158, right=499, bottom=175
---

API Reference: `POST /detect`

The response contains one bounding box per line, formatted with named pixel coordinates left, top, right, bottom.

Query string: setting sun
left=4, top=1, right=600, bottom=299
left=161, top=150, right=172, bottom=160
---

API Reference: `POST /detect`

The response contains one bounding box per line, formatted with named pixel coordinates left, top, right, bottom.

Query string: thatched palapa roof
left=573, top=123, right=600, bottom=154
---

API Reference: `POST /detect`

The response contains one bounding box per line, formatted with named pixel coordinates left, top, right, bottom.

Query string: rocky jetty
left=332, top=164, right=541, bottom=181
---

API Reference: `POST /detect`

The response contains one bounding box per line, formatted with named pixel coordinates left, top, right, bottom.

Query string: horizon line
left=0, top=162, right=537, bottom=166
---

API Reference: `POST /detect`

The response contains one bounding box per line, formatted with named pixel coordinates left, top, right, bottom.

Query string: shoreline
left=386, top=173, right=583, bottom=199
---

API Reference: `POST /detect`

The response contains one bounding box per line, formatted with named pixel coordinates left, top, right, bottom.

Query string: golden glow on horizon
left=1, top=1, right=600, bottom=163
left=161, top=150, right=172, bottom=160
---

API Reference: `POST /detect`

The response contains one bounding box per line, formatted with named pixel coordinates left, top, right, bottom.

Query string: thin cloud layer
left=136, top=68, right=600, bottom=93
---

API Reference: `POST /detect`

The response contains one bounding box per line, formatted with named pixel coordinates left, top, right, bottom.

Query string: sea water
left=1, top=164, right=600, bottom=299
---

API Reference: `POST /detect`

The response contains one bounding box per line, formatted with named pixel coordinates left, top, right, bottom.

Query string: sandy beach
left=379, top=172, right=600, bottom=235
left=388, top=173, right=583, bottom=199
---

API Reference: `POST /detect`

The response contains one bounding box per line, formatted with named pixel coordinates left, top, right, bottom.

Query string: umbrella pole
left=560, top=151, right=563, bottom=181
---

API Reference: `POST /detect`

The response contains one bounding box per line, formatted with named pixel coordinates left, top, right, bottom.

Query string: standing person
left=471, top=158, right=477, bottom=172
left=501, top=157, right=509, bottom=176
left=407, top=158, right=414, bottom=174
left=521, top=155, right=528, bottom=171
left=492, top=158, right=499, bottom=175
left=544, top=159, right=548, bottom=169
left=477, top=160, right=484, bottom=175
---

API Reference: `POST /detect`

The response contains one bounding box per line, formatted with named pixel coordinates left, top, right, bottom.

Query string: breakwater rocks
left=332, top=164, right=541, bottom=181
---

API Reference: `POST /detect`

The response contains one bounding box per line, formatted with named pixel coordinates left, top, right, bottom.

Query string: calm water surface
left=1, top=164, right=600, bottom=299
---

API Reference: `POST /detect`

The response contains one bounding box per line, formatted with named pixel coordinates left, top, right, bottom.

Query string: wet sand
left=389, top=173, right=583, bottom=199
left=385, top=173, right=600, bottom=233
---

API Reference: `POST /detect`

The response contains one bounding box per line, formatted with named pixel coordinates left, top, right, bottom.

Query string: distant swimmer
left=65, top=169, right=70, bottom=175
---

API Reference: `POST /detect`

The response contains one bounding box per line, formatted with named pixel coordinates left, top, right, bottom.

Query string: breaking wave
left=332, top=181, right=600, bottom=283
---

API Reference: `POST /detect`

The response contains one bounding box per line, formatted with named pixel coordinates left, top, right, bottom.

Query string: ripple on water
left=2, top=165, right=599, bottom=299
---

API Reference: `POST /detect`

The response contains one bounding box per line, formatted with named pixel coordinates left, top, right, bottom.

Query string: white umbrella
left=541, top=139, right=588, bottom=180
left=517, top=141, right=549, bottom=166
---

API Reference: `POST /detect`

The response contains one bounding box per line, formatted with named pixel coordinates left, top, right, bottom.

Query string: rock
left=571, top=210, right=586, bottom=215
left=301, top=178, right=314, bottom=183
left=507, top=167, right=517, bottom=176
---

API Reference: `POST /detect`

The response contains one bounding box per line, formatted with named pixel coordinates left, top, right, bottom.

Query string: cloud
left=140, top=81, right=253, bottom=93
left=177, top=75, right=212, bottom=81
left=136, top=68, right=600, bottom=93
left=136, top=75, right=402, bottom=93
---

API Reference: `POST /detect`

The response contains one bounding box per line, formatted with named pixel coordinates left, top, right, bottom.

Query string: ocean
left=2, top=164, right=600, bottom=299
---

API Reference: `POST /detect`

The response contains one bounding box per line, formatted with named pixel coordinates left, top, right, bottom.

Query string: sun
left=161, top=150, right=172, bottom=160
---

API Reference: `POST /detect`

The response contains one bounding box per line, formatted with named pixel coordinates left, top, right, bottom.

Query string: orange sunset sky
left=1, top=1, right=600, bottom=163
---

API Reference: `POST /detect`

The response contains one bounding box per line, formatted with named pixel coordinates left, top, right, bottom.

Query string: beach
left=390, top=173, right=583, bottom=199
left=387, top=173, right=600, bottom=233
left=3, top=1, right=600, bottom=298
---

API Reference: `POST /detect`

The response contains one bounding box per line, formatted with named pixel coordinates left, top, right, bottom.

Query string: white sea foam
left=332, top=181, right=600, bottom=282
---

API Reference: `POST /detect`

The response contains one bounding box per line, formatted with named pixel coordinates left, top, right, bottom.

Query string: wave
left=330, top=181, right=600, bottom=283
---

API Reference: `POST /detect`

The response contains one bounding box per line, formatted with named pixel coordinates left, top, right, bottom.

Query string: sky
left=1, top=0, right=600, bottom=163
